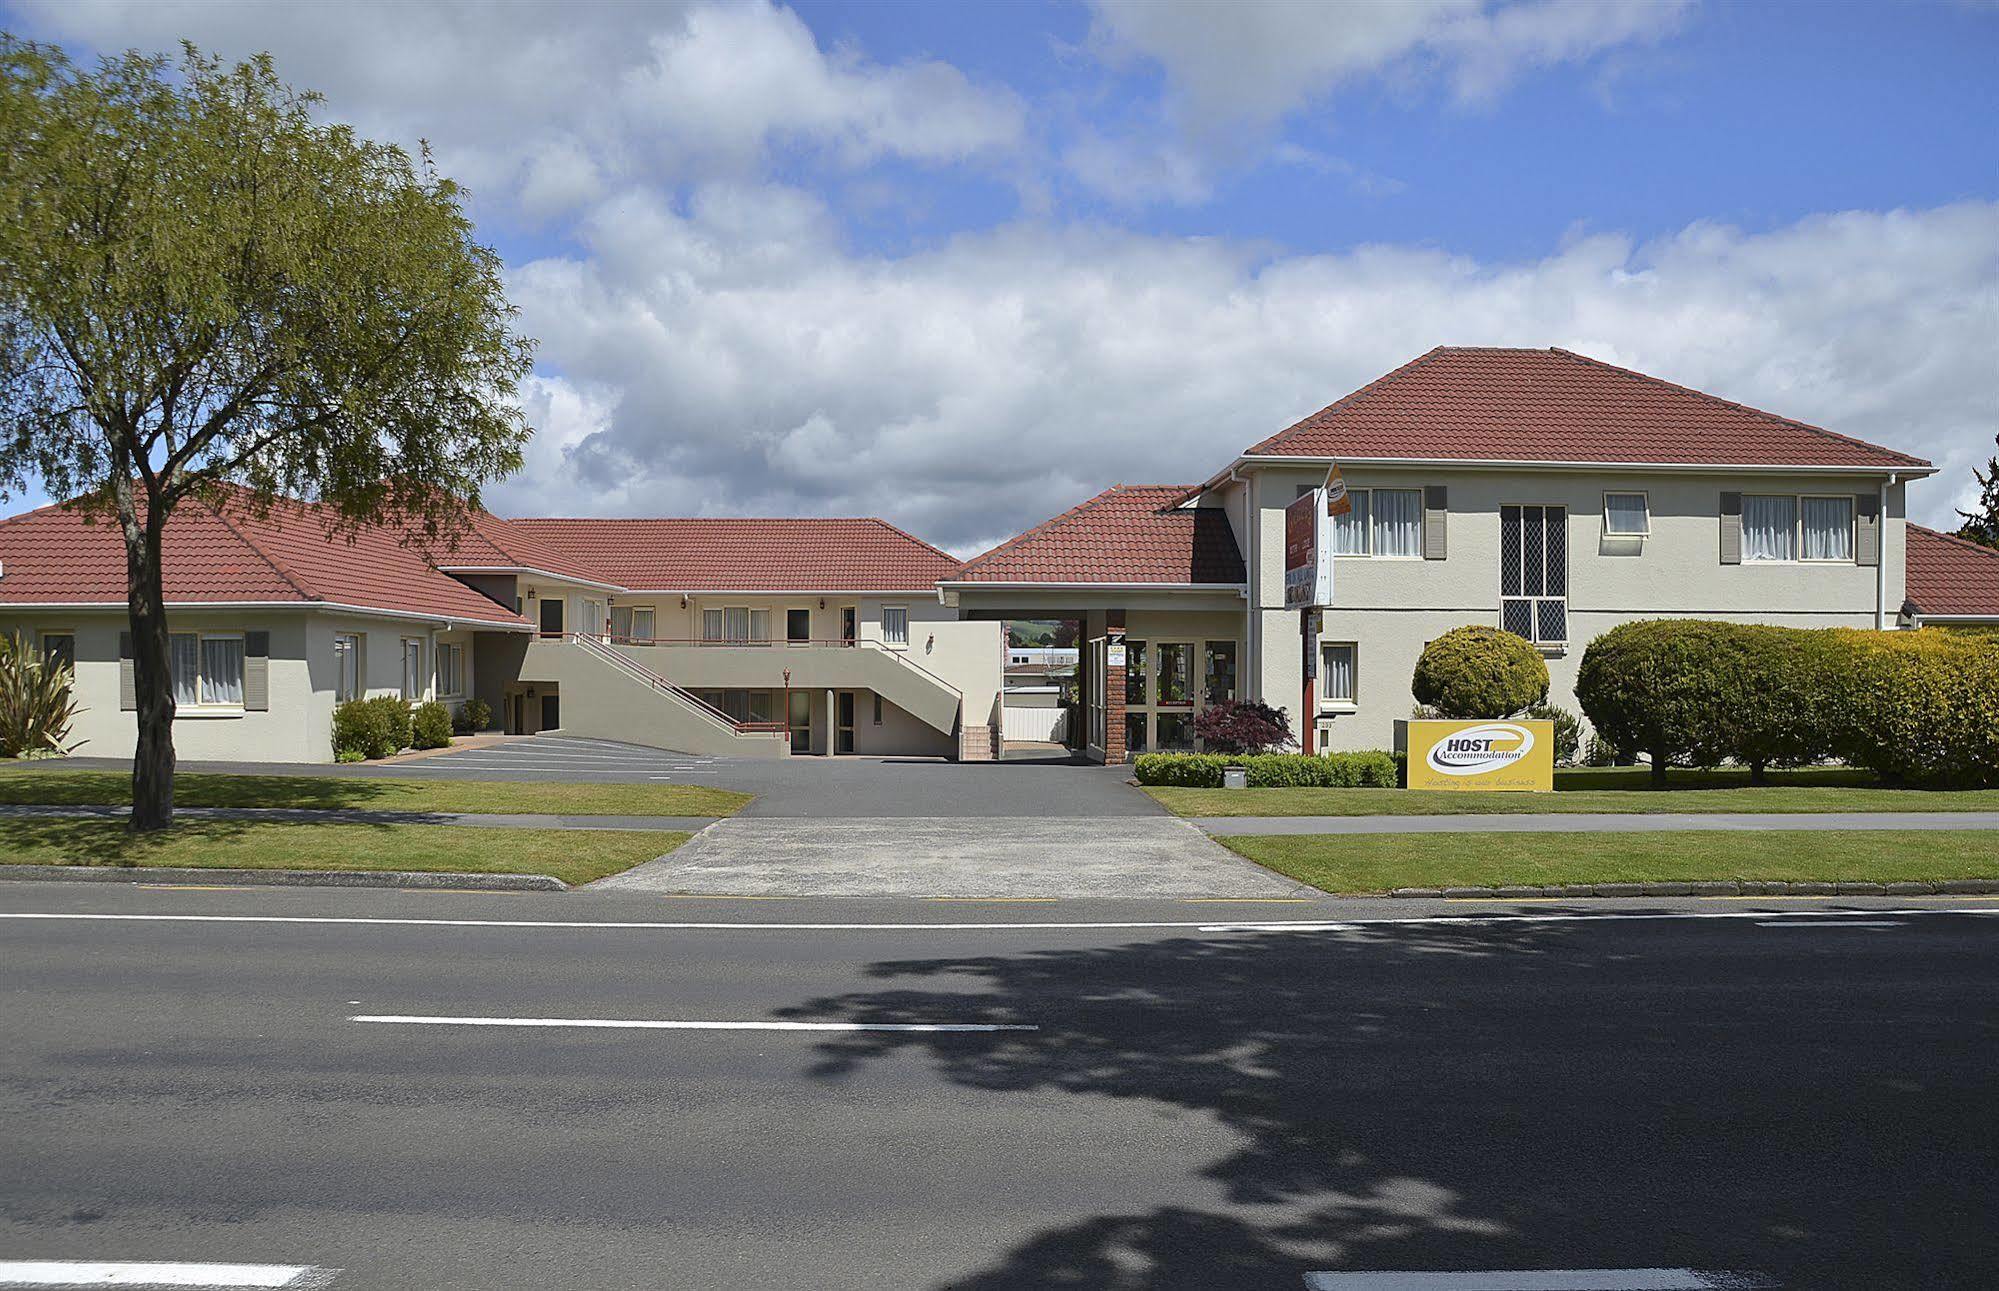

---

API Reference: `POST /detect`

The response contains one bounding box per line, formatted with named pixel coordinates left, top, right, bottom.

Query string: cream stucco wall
left=0, top=608, right=507, bottom=763
left=1235, top=464, right=1911, bottom=752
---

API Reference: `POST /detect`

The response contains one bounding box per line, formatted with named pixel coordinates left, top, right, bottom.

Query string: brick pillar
left=1103, top=611, right=1128, bottom=764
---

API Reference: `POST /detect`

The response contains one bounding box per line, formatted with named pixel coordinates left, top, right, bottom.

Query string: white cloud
left=20, top=0, right=1025, bottom=218
left=1087, top=0, right=1694, bottom=126
left=490, top=194, right=1999, bottom=549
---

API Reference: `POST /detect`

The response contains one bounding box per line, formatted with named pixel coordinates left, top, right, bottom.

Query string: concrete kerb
left=1389, top=879, right=1999, bottom=899
left=0, top=864, right=569, bottom=891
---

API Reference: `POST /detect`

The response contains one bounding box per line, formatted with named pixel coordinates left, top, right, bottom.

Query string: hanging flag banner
left=1322, top=463, right=1351, bottom=517
left=1284, top=488, right=1335, bottom=609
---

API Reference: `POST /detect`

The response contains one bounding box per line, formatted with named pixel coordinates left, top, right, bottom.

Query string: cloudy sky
left=7, top=0, right=1995, bottom=552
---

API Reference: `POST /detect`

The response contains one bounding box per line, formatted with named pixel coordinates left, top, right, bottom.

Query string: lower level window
left=333, top=634, right=361, bottom=702
left=1155, top=712, right=1194, bottom=752
left=402, top=639, right=424, bottom=700
left=171, top=632, right=243, bottom=707
left=435, top=643, right=464, bottom=698
left=1320, top=642, right=1356, bottom=705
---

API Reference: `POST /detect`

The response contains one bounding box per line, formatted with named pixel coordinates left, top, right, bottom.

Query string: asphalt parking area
left=381, top=736, right=722, bottom=780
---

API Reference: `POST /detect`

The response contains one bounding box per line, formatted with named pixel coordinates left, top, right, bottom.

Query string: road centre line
left=1755, top=919, right=1904, bottom=928
left=2, top=908, right=1994, bottom=934
left=0, top=1261, right=335, bottom=1288
left=351, top=1014, right=1035, bottom=1033
left=1302, top=1270, right=1770, bottom=1290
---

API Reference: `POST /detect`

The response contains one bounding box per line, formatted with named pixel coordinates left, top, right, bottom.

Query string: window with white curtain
left=703, top=609, right=725, bottom=642
left=1331, top=489, right=1372, bottom=555
left=1603, top=492, right=1650, bottom=536
left=1371, top=489, right=1423, bottom=556
left=883, top=606, right=909, bottom=646
left=201, top=637, right=244, bottom=705
left=1743, top=495, right=1798, bottom=562
left=170, top=633, right=201, bottom=706
left=1328, top=488, right=1421, bottom=556
left=1320, top=643, right=1356, bottom=705
left=1801, top=496, right=1854, bottom=561
left=171, top=632, right=244, bottom=707
left=632, top=608, right=655, bottom=640
left=707, top=607, right=770, bottom=643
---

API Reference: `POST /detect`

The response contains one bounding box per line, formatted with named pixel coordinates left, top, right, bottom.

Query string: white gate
left=1003, top=705, right=1067, bottom=742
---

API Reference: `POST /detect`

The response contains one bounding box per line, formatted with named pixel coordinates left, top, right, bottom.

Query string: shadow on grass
left=0, top=812, right=397, bottom=865
left=777, top=917, right=1997, bottom=1289
left=1553, top=766, right=1884, bottom=792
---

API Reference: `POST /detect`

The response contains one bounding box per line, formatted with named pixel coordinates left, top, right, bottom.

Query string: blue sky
left=5, top=0, right=1996, bottom=549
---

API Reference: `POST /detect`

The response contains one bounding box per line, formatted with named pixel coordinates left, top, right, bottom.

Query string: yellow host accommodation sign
left=1405, top=719, right=1555, bottom=792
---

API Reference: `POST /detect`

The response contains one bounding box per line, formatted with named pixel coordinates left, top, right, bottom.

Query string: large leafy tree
left=1956, top=434, right=1998, bottom=550
left=0, top=40, right=532, bottom=829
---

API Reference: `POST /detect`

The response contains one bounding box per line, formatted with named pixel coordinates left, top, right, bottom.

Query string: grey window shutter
left=118, top=632, right=136, bottom=710
left=1855, top=493, right=1880, bottom=567
left=1719, top=492, right=1742, bottom=565
left=1423, top=486, right=1448, bottom=560
left=244, top=630, right=270, bottom=711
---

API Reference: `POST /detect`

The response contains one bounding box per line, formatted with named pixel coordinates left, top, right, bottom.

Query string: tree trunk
left=1650, top=750, right=1669, bottom=787
left=1749, top=760, right=1768, bottom=786
left=117, top=486, right=176, bottom=832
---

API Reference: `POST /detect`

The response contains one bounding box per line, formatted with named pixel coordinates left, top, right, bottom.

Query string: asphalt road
left=2, top=883, right=1995, bottom=1290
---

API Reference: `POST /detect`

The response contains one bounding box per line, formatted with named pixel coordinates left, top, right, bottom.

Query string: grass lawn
left=0, top=768, right=750, bottom=818
left=1146, top=766, right=1999, bottom=817
left=0, top=817, right=687, bottom=887
left=1217, top=829, right=1999, bottom=895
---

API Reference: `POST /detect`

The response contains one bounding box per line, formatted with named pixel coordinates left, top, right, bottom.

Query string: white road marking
left=1302, top=1270, right=1769, bottom=1290
left=351, top=1014, right=1035, bottom=1033
left=0, top=908, right=1993, bottom=934
left=1755, top=919, right=1903, bottom=928
left=0, top=1261, right=334, bottom=1287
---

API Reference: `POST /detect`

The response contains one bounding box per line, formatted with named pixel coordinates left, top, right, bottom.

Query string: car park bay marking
left=351, top=1014, right=1036, bottom=1033
left=0, top=1261, right=337, bottom=1287
left=1302, top=1269, right=1773, bottom=1290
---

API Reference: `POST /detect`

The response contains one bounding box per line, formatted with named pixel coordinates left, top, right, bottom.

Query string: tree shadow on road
left=779, top=915, right=1999, bottom=1290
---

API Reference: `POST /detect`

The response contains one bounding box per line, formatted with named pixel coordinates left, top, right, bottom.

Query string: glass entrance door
left=787, top=690, right=813, bottom=753
left=837, top=692, right=855, bottom=753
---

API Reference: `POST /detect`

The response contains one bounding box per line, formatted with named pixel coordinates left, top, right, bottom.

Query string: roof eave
left=436, top=564, right=626, bottom=593
left=937, top=580, right=1249, bottom=593
left=1231, top=453, right=1936, bottom=476
left=0, top=598, right=533, bottom=631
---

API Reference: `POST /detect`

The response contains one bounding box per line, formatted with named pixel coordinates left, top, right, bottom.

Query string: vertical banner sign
left=1283, top=490, right=1335, bottom=610
left=1322, top=463, right=1351, bottom=517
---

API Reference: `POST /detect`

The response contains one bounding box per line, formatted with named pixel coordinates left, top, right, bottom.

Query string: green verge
left=1216, top=829, right=1999, bottom=895
left=0, top=769, right=751, bottom=818
left=0, top=818, right=687, bottom=887
left=1147, top=766, right=1999, bottom=817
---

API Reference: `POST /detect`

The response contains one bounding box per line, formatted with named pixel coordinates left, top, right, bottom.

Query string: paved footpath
left=0, top=803, right=716, bottom=831
left=1195, top=810, right=1999, bottom=835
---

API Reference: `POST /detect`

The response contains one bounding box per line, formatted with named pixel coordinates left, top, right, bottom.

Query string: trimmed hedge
left=331, top=695, right=415, bottom=761
left=1411, top=625, right=1549, bottom=719
left=1134, top=750, right=1400, bottom=789
left=411, top=701, right=453, bottom=750
left=1576, top=620, right=1999, bottom=788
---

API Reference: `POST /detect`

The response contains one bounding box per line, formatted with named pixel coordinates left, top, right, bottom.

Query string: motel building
left=2, top=347, right=1993, bottom=765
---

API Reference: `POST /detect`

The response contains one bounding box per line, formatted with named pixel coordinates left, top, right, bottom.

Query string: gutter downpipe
left=1877, top=473, right=1896, bottom=630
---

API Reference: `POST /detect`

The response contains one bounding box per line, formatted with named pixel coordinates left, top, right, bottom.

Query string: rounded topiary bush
left=1411, top=625, right=1549, bottom=719
left=1575, top=620, right=1753, bottom=784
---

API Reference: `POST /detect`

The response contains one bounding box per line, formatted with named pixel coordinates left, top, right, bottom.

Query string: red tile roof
left=428, top=510, right=617, bottom=587
left=0, top=494, right=529, bottom=628
left=504, top=517, right=962, bottom=592
left=1905, top=524, right=1999, bottom=619
left=1249, top=347, right=1931, bottom=469
left=949, top=486, right=1246, bottom=586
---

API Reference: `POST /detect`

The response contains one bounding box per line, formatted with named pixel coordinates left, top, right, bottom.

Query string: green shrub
left=411, top=701, right=453, bottom=750
left=333, top=695, right=415, bottom=760
left=370, top=695, right=413, bottom=755
left=1522, top=703, right=1582, bottom=766
left=1134, top=750, right=1399, bottom=789
left=1581, top=733, right=1619, bottom=767
left=1833, top=629, right=1999, bottom=787
left=0, top=634, right=79, bottom=757
left=1725, top=625, right=1845, bottom=782
left=1575, top=620, right=1752, bottom=784
left=452, top=697, right=492, bottom=734
left=1411, top=626, right=1549, bottom=719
